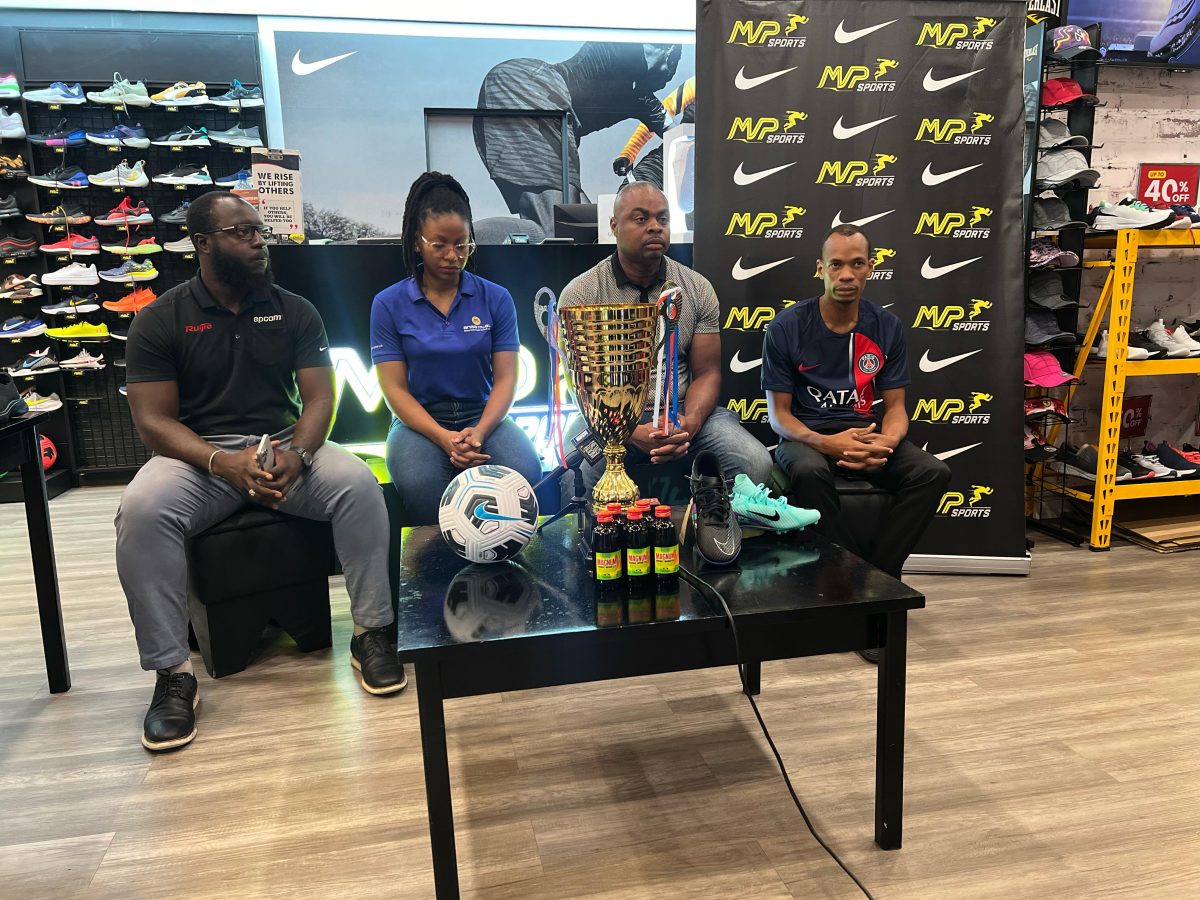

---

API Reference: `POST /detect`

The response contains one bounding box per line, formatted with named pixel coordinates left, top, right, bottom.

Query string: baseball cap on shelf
left=1038, top=118, right=1090, bottom=150
left=1029, top=237, right=1080, bottom=269
left=1024, top=395, right=1075, bottom=424
left=1024, top=426, right=1061, bottom=464
left=1035, top=148, right=1101, bottom=191
left=1042, top=77, right=1100, bottom=108
left=1024, top=350, right=1080, bottom=387
left=1025, top=309, right=1078, bottom=347
left=1033, top=197, right=1088, bottom=231
left=1028, top=271, right=1079, bottom=310
left=1046, top=25, right=1101, bottom=61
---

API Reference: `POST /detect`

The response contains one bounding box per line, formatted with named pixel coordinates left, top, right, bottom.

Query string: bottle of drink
left=624, top=508, right=652, bottom=587
left=593, top=511, right=625, bottom=585
left=653, top=505, right=679, bottom=580
left=634, top=498, right=653, bottom=515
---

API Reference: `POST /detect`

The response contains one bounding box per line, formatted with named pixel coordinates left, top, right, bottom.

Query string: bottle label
left=626, top=546, right=651, bottom=577
left=654, top=545, right=679, bottom=574
left=595, top=550, right=623, bottom=581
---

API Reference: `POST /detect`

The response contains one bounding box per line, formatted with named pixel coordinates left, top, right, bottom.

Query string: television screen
left=1069, top=0, right=1200, bottom=66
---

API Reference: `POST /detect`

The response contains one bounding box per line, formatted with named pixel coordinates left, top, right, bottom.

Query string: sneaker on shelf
left=1126, top=331, right=1166, bottom=359
left=0, top=74, right=18, bottom=98
left=54, top=335, right=109, bottom=355
left=27, top=163, right=89, bottom=189
left=109, top=325, right=129, bottom=341
left=1115, top=450, right=1159, bottom=481
left=142, top=670, right=199, bottom=751
left=1150, top=0, right=1200, bottom=56
left=1168, top=324, right=1200, bottom=354
left=349, top=628, right=407, bottom=696
left=20, top=388, right=62, bottom=412
left=27, top=119, right=86, bottom=147
left=1146, top=319, right=1196, bottom=358
left=0, top=315, right=47, bottom=337
left=95, top=197, right=153, bottom=226
left=1090, top=200, right=1174, bottom=231
left=22, top=82, right=85, bottom=105
left=40, top=233, right=99, bottom=256
left=0, top=272, right=40, bottom=297
left=99, top=259, right=158, bottom=282
left=0, top=372, right=27, bottom=422
left=1128, top=450, right=1176, bottom=479
left=152, top=163, right=212, bottom=186
left=150, top=125, right=210, bottom=147
left=0, top=193, right=19, bottom=218
left=158, top=201, right=191, bottom=224
left=1146, top=200, right=1194, bottom=229
left=1048, top=444, right=1133, bottom=482
left=6, top=346, right=59, bottom=376
left=1170, top=203, right=1200, bottom=228
left=210, top=80, right=264, bottom=108
left=88, top=159, right=149, bottom=188
left=151, top=81, right=209, bottom=106
left=0, top=235, right=37, bottom=257
left=25, top=203, right=90, bottom=225
left=214, top=167, right=252, bottom=187
left=684, top=450, right=742, bottom=565
left=1153, top=441, right=1200, bottom=477
left=0, top=154, right=29, bottom=177
left=41, top=292, right=100, bottom=315
left=0, top=106, right=24, bottom=139
left=85, top=122, right=150, bottom=149
left=42, top=262, right=99, bottom=285
left=102, top=286, right=156, bottom=312
left=86, top=72, right=152, bottom=107
left=102, top=237, right=162, bottom=256
left=1024, top=426, right=1060, bottom=464
left=207, top=125, right=263, bottom=147
left=729, top=473, right=820, bottom=533
left=163, top=236, right=195, bottom=253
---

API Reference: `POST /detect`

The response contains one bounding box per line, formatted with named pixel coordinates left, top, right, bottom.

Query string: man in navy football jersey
left=761, top=225, right=950, bottom=589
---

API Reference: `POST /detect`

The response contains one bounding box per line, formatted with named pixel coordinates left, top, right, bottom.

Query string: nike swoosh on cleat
left=921, top=441, right=983, bottom=461
left=918, top=348, right=983, bottom=373
left=922, top=162, right=983, bottom=186
left=734, top=65, right=797, bottom=90
left=834, top=19, right=898, bottom=43
left=291, top=50, right=357, bottom=76
left=923, top=67, right=985, bottom=91
left=732, top=257, right=792, bottom=281
left=921, top=255, right=981, bottom=279
left=729, top=351, right=762, bottom=373
left=832, top=114, right=896, bottom=139
left=472, top=502, right=524, bottom=522
left=831, top=208, right=894, bottom=228
left=733, top=161, right=796, bottom=186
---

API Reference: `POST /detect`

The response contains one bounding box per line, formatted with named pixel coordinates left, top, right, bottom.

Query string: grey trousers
left=115, top=431, right=394, bottom=671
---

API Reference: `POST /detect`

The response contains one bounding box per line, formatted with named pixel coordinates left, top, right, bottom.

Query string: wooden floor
left=1, top=486, right=1198, bottom=899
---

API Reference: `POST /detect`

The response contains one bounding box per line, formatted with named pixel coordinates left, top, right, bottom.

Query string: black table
left=0, top=412, right=69, bottom=693
left=396, top=520, right=924, bottom=899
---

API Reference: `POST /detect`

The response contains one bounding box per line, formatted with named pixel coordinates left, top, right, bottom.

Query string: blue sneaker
left=730, top=473, right=820, bottom=533
left=210, top=80, right=264, bottom=108
left=0, top=315, right=47, bottom=337
left=214, top=167, right=251, bottom=187
left=22, top=82, right=85, bottom=105
left=85, top=123, right=150, bottom=149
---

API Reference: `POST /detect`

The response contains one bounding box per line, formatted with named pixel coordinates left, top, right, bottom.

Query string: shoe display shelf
left=1033, top=228, right=1200, bottom=550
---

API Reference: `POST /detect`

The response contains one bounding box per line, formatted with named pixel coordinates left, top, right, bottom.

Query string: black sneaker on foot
left=142, top=670, right=198, bottom=751
left=350, top=628, right=407, bottom=695
left=686, top=451, right=741, bottom=565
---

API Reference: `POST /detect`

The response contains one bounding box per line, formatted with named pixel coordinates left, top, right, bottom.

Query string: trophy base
left=592, top=460, right=640, bottom=509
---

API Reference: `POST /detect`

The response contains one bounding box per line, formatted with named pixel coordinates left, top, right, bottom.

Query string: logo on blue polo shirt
left=463, top=315, right=491, bottom=334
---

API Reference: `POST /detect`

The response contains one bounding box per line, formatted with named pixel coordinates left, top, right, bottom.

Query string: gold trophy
left=559, top=303, right=666, bottom=508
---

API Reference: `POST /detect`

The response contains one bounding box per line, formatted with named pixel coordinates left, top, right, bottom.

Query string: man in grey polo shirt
left=559, top=182, right=772, bottom=500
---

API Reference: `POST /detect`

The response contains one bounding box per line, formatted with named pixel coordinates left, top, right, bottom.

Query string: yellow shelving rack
left=1035, top=228, right=1200, bottom=550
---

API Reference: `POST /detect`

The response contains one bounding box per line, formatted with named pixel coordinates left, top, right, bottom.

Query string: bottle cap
left=627, top=508, right=643, bottom=521
left=597, top=512, right=613, bottom=523
left=634, top=498, right=652, bottom=509
left=605, top=503, right=623, bottom=513
left=654, top=505, right=672, bottom=518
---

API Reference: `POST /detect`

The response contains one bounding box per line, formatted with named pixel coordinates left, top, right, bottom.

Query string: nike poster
left=696, top=0, right=1027, bottom=570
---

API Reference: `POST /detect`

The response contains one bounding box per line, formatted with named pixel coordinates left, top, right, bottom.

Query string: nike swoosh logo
left=921, top=162, right=983, bottom=186
left=318, top=345, right=329, bottom=352
left=732, top=257, right=792, bottom=281
left=921, top=255, right=981, bottom=280
left=733, top=161, right=796, bottom=186
left=730, top=351, right=762, bottom=373
left=291, top=50, right=356, bottom=76
left=832, top=115, right=896, bottom=140
left=923, top=67, right=984, bottom=92
left=918, top=348, right=983, bottom=373
left=746, top=509, right=781, bottom=522
left=881, top=303, right=895, bottom=309
left=834, top=19, right=898, bottom=43
left=831, top=208, right=894, bottom=228
left=734, top=65, right=796, bottom=90
left=797, top=364, right=819, bottom=372
left=473, top=501, right=524, bottom=522
left=922, top=441, right=982, bottom=461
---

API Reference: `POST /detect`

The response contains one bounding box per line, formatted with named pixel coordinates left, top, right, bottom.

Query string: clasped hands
left=441, top=426, right=491, bottom=469
left=822, top=423, right=897, bottom=471
left=211, top=440, right=304, bottom=508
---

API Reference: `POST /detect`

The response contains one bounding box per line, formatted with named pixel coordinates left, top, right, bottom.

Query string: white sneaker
left=60, top=349, right=105, bottom=370
left=1092, top=330, right=1151, bottom=361
left=1092, top=201, right=1174, bottom=231
left=1131, top=453, right=1177, bottom=478
left=88, top=159, right=149, bottom=188
left=21, top=389, right=62, bottom=412
left=42, top=262, right=99, bottom=285
left=0, top=106, right=25, bottom=139
left=1169, top=324, right=1200, bottom=353
left=1145, top=320, right=1192, bottom=357
left=85, top=73, right=151, bottom=107
left=163, top=236, right=195, bottom=253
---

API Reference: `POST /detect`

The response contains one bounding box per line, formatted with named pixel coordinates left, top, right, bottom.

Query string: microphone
left=534, top=425, right=603, bottom=492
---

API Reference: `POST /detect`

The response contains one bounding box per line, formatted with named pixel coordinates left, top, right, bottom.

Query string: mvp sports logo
left=936, top=484, right=994, bottom=518
left=915, top=112, right=995, bottom=146
left=727, top=398, right=768, bottom=423
left=818, top=60, right=899, bottom=93
left=816, top=154, right=897, bottom=187
left=727, top=15, right=809, bottom=48
left=913, top=300, right=993, bottom=332
left=727, top=110, right=807, bottom=144
left=726, top=205, right=806, bottom=238
left=912, top=392, right=993, bottom=425
left=916, top=17, right=1000, bottom=51
left=723, top=299, right=800, bottom=332
left=914, top=207, right=993, bottom=239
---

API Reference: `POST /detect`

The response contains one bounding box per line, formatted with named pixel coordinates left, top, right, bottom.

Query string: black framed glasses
left=420, top=235, right=476, bottom=257
left=199, top=223, right=272, bottom=241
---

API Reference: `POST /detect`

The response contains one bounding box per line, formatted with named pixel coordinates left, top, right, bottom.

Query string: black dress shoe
left=142, top=670, right=199, bottom=751
left=351, top=628, right=407, bottom=695
left=856, top=648, right=880, bottom=665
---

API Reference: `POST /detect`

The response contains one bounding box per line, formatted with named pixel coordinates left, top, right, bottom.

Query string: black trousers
left=775, top=424, right=952, bottom=578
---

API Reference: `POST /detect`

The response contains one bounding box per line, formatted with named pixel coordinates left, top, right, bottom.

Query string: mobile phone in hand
left=255, top=433, right=274, bottom=470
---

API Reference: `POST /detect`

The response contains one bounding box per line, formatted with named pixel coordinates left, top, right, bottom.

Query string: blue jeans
left=386, top=400, right=543, bottom=525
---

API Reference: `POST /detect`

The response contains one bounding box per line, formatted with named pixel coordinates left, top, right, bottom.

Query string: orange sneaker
left=102, top=286, right=156, bottom=312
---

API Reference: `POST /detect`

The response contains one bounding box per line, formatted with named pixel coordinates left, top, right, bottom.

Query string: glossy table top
left=396, top=518, right=923, bottom=659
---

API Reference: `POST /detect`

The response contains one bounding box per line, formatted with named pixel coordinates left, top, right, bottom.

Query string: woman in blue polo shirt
left=370, top=172, right=542, bottom=523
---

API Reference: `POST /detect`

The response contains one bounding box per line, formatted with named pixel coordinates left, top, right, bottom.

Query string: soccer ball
left=438, top=465, right=538, bottom=563
left=444, top=561, right=541, bottom=642
left=39, top=435, right=56, bottom=471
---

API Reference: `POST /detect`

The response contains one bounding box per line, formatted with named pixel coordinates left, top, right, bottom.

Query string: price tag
left=53, top=147, right=63, bottom=155
left=166, top=105, right=179, bottom=113
left=55, top=255, right=68, bottom=263
left=111, top=186, right=121, bottom=193
left=51, top=225, right=65, bottom=233
left=118, top=312, right=132, bottom=319
left=107, top=146, right=119, bottom=153
left=1138, top=163, right=1199, bottom=207
left=180, top=225, right=188, bottom=232
left=170, top=146, right=182, bottom=152
left=233, top=147, right=245, bottom=154
left=49, top=104, right=61, bottom=110
left=2, top=258, right=14, bottom=265
left=183, top=252, right=195, bottom=260
left=78, top=399, right=89, bottom=405
left=48, top=188, right=60, bottom=196
left=113, top=104, right=125, bottom=111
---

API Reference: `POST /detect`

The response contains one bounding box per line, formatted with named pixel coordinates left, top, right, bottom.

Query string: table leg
left=874, top=610, right=906, bottom=849
left=20, top=427, right=70, bottom=694
left=415, top=661, right=459, bottom=899
left=742, top=660, right=761, bottom=696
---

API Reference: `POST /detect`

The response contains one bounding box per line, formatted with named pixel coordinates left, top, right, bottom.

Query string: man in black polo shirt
left=117, top=191, right=403, bottom=752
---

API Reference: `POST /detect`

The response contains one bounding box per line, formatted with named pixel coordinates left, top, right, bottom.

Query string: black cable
left=679, top=562, right=876, bottom=900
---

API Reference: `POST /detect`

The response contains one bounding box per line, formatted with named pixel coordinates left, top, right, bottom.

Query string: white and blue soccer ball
left=438, top=465, right=539, bottom=563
